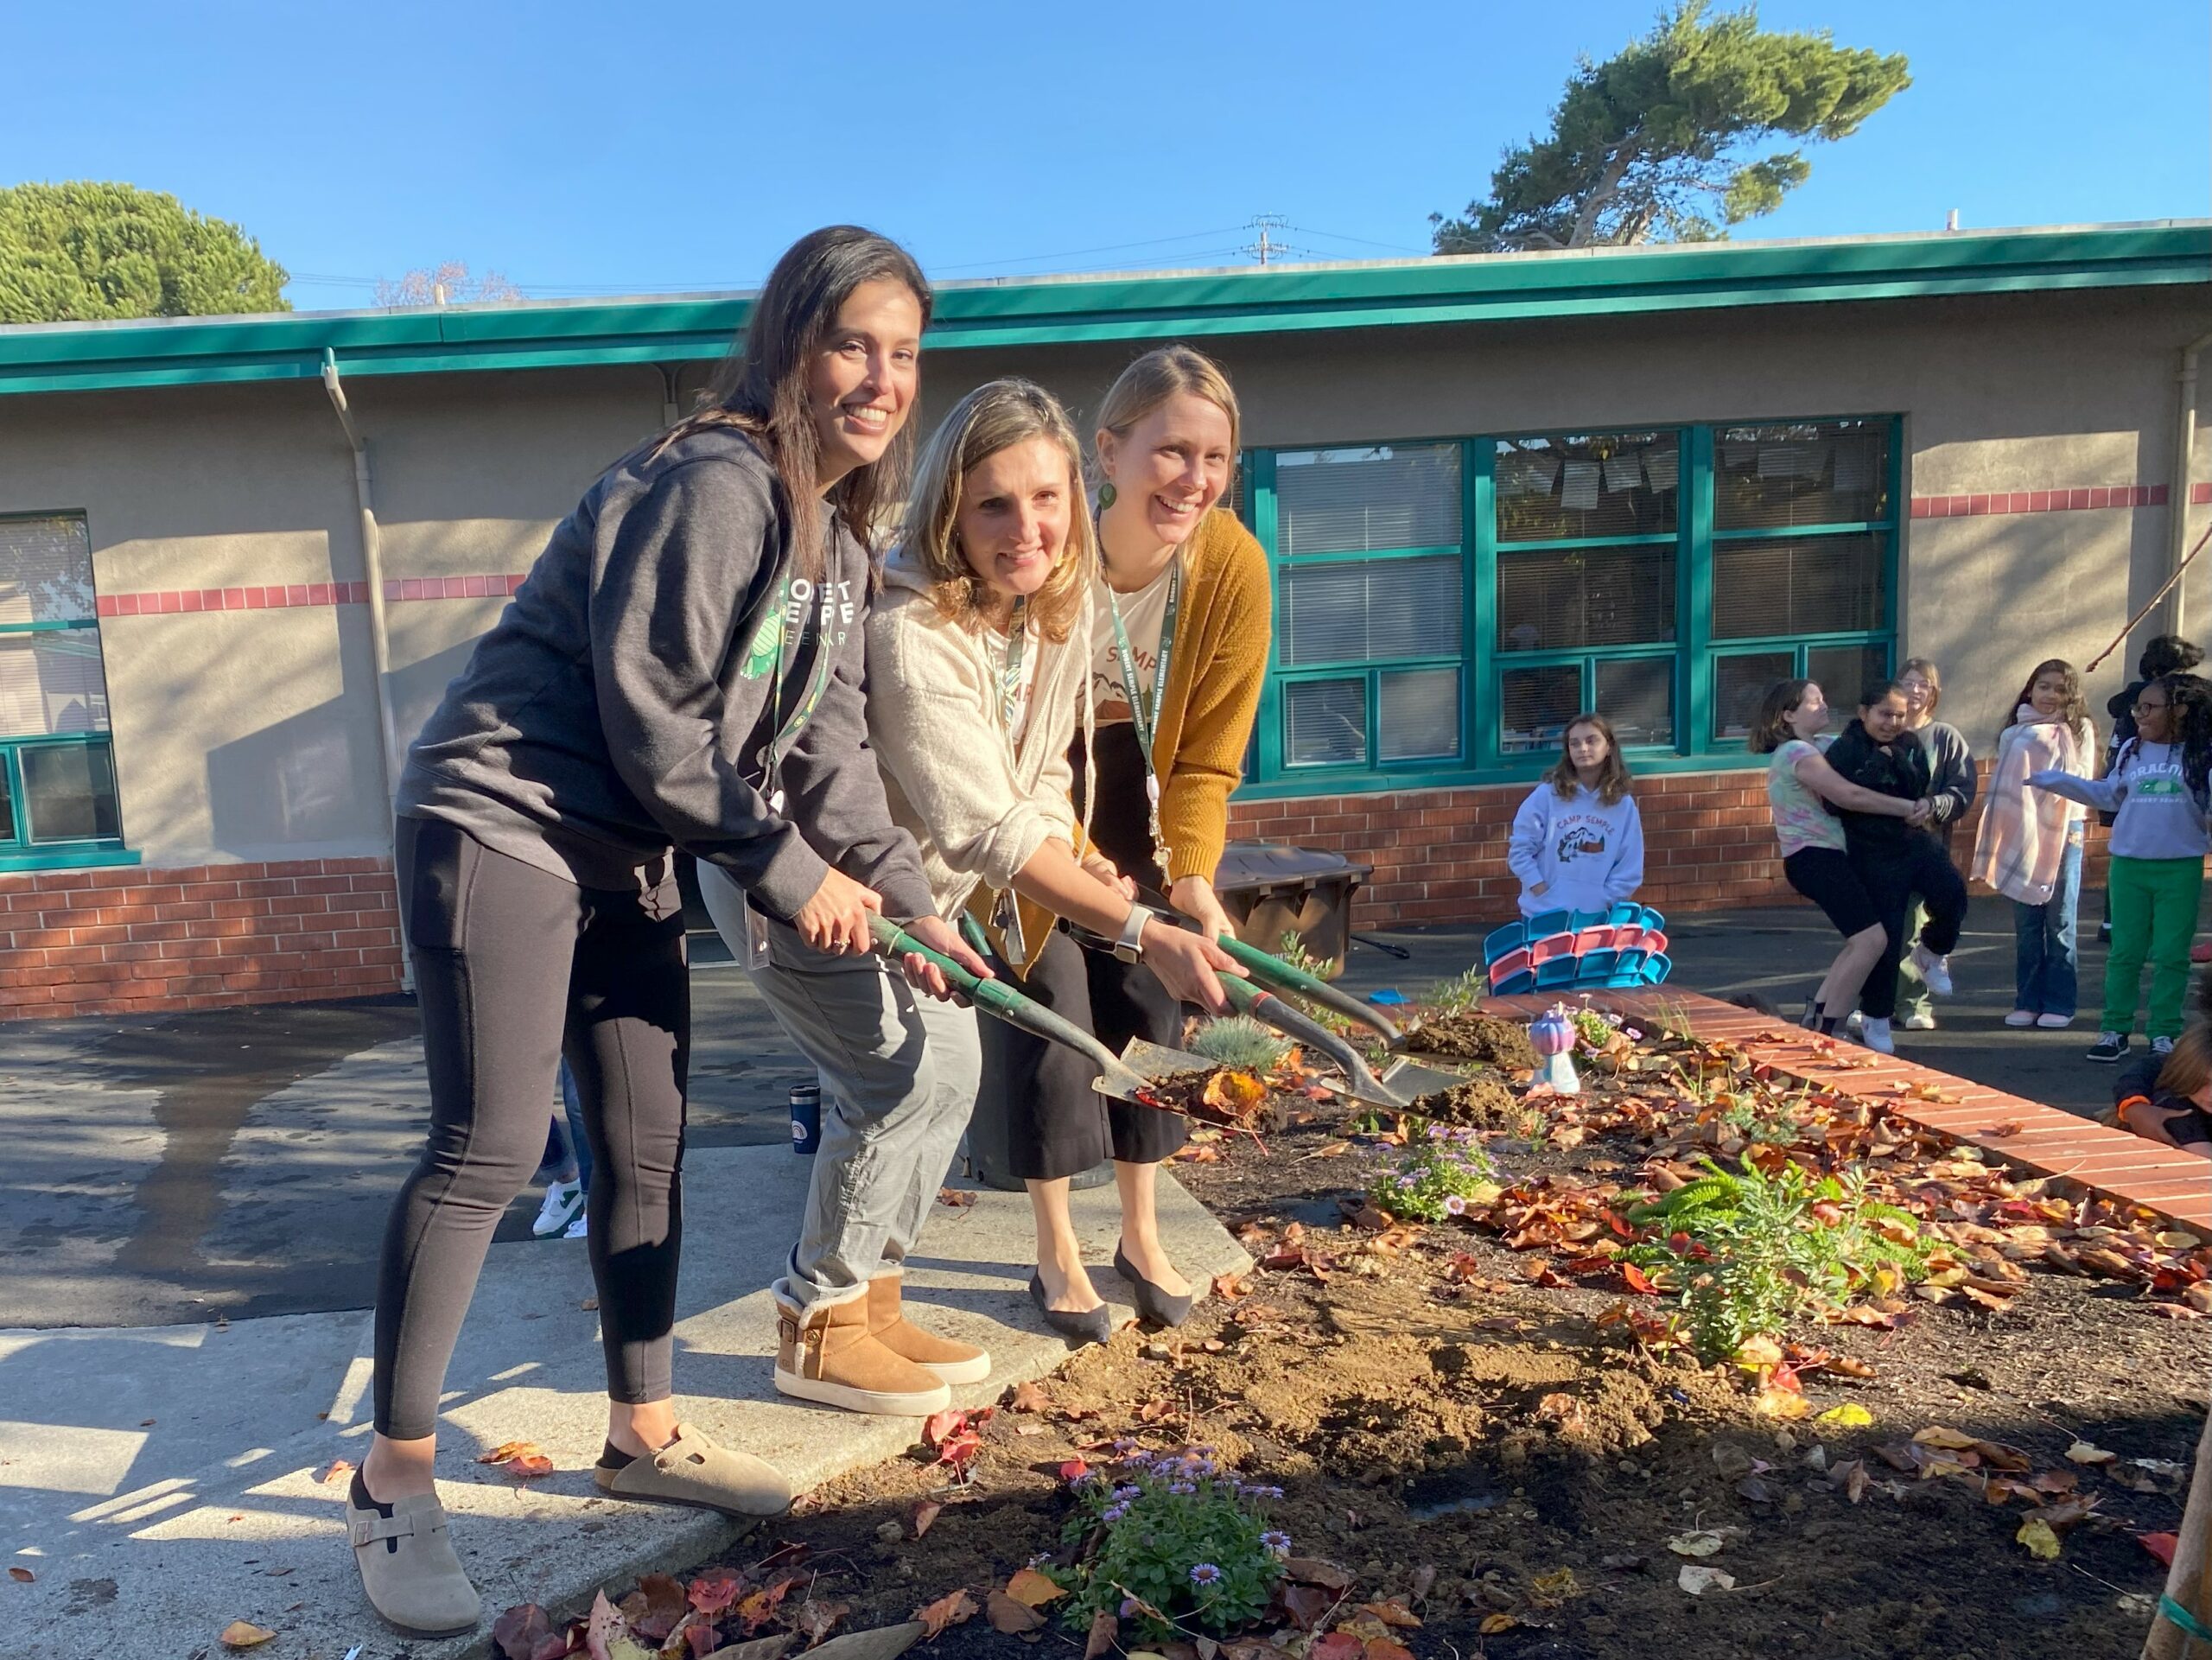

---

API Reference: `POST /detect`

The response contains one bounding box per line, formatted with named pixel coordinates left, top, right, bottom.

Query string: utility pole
left=1238, top=214, right=1294, bottom=266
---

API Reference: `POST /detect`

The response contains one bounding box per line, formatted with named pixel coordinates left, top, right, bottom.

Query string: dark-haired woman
left=348, top=227, right=983, bottom=1636
left=1822, top=679, right=1969, bottom=1055
left=1748, top=679, right=1929, bottom=1036
left=2032, top=673, right=2212, bottom=1062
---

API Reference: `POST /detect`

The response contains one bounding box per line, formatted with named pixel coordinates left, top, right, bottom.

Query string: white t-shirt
left=1090, top=560, right=1176, bottom=727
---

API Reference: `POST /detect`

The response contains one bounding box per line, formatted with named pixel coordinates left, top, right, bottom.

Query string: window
left=1269, top=444, right=1465, bottom=772
left=1240, top=417, right=1898, bottom=792
left=0, top=515, right=125, bottom=858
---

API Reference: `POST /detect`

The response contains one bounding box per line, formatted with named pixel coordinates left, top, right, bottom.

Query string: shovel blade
left=1379, top=1054, right=1475, bottom=1103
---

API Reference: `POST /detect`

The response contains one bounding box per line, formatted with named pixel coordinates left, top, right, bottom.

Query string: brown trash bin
left=1213, top=841, right=1371, bottom=977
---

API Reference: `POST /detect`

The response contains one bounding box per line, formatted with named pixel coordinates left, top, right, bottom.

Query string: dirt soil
left=664, top=1034, right=2208, bottom=1660
left=1403, top=1072, right=1522, bottom=1129
left=1407, top=1014, right=1537, bottom=1072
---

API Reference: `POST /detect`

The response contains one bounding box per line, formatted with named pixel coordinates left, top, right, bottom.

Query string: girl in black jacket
left=1822, top=678, right=1963, bottom=1053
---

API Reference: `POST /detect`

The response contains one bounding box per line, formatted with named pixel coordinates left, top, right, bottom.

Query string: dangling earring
left=1096, top=482, right=1117, bottom=512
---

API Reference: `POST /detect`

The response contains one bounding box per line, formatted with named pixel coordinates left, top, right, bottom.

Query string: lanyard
left=756, top=573, right=839, bottom=812
left=1103, top=555, right=1182, bottom=873
left=988, top=596, right=1032, bottom=963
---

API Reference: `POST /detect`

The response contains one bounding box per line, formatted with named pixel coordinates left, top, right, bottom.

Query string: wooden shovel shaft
left=1214, top=933, right=1404, bottom=1046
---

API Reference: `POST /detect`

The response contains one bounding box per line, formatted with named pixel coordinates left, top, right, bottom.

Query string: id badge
left=744, top=902, right=775, bottom=970
left=993, top=887, right=1026, bottom=966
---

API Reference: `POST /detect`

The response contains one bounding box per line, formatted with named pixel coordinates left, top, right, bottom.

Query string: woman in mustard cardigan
left=989, top=346, right=1273, bottom=1339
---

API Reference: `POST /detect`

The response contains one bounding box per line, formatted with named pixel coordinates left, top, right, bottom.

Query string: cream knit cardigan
left=865, top=552, right=1095, bottom=924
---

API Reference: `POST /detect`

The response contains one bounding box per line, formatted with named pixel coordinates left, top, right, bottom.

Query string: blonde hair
left=899, top=379, right=1095, bottom=645
left=1095, top=345, right=1243, bottom=480
left=1902, top=656, right=1942, bottom=718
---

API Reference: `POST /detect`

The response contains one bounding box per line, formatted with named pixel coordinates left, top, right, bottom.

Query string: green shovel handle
left=1215, top=973, right=1407, bottom=1108
left=1213, top=933, right=1404, bottom=1047
left=869, top=914, right=1125, bottom=1076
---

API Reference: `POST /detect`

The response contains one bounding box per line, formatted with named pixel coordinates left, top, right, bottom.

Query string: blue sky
left=4, top=0, right=2204, bottom=307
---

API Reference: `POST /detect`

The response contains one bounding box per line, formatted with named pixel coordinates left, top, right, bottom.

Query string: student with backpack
left=1507, top=714, right=1644, bottom=919
left=2096, top=635, right=2203, bottom=944
left=2031, top=672, right=2212, bottom=1061
left=1972, top=659, right=2096, bottom=1029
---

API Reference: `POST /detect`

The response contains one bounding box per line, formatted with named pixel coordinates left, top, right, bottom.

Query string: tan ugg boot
left=867, top=1273, right=992, bottom=1385
left=774, top=1287, right=951, bottom=1416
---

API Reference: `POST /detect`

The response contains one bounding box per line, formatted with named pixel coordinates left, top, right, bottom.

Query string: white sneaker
left=1847, top=1010, right=1865, bottom=1034
left=1861, top=1017, right=1896, bottom=1055
left=2152, top=1035, right=2177, bottom=1059
left=2004, top=1009, right=2037, bottom=1028
left=1907, top=944, right=1954, bottom=996
left=2034, top=1013, right=2072, bottom=1029
left=563, top=1214, right=589, bottom=1240
left=532, top=1179, right=585, bottom=1238
left=1900, top=1012, right=1937, bottom=1031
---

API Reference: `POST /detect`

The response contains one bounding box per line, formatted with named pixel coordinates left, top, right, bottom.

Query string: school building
left=0, top=220, right=2206, bottom=1019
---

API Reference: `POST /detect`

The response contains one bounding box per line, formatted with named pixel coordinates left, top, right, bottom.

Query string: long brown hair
left=660, top=226, right=931, bottom=580
left=1546, top=713, right=1633, bottom=805
left=2001, top=658, right=2091, bottom=750
left=900, top=379, right=1094, bottom=645
left=1749, top=678, right=1815, bottom=754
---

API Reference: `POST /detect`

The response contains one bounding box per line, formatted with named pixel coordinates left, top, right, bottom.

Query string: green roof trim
left=0, top=223, right=2202, bottom=398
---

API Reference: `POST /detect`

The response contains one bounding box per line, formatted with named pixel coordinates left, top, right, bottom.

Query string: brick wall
left=1229, top=761, right=2107, bottom=932
left=0, top=858, right=404, bottom=1021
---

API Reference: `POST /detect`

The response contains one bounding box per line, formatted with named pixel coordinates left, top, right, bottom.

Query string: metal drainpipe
left=658, top=364, right=682, bottom=428
left=2170, top=328, right=2212, bottom=639
left=320, top=349, right=412, bottom=992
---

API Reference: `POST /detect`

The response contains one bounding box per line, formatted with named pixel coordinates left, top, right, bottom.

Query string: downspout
left=321, top=349, right=413, bottom=993
left=2170, top=328, right=2212, bottom=639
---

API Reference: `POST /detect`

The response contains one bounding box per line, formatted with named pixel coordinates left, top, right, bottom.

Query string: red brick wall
left=0, top=857, right=404, bottom=1021
left=1228, top=762, right=2107, bottom=932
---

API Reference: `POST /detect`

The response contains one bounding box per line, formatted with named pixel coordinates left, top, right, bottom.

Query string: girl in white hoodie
left=1508, top=713, right=1645, bottom=919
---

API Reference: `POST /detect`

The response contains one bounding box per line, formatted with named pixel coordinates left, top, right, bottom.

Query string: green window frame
left=1237, top=416, right=1900, bottom=799
left=0, top=512, right=135, bottom=870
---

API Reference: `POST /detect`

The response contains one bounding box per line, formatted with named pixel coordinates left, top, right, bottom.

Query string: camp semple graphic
left=1554, top=814, right=1613, bottom=868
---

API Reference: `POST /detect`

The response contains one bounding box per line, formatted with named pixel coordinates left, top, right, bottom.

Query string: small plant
left=1188, top=1015, right=1294, bottom=1072
left=1053, top=1447, right=1287, bottom=1641
left=1622, top=1156, right=1932, bottom=1361
left=1274, top=933, right=1357, bottom=1035
left=1427, top=964, right=1488, bottom=1015
left=1570, top=1006, right=1618, bottom=1049
left=1369, top=1124, right=1502, bottom=1222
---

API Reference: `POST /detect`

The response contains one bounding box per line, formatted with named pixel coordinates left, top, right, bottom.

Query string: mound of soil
left=1406, top=1072, right=1522, bottom=1128
left=1411, top=1012, right=1537, bottom=1071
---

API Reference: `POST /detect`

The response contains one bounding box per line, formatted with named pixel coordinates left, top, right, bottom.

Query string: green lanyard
left=756, top=573, right=840, bottom=814
left=988, top=596, right=1032, bottom=962
left=1103, top=555, right=1182, bottom=874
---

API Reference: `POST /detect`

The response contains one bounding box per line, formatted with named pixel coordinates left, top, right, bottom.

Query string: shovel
left=870, top=915, right=1222, bottom=1109
left=1212, top=934, right=1407, bottom=1048
left=1213, top=974, right=1468, bottom=1109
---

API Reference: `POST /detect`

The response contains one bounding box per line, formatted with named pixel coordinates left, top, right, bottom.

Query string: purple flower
left=1168, top=1480, right=1197, bottom=1495
left=1112, top=1484, right=1140, bottom=1502
left=1120, top=1598, right=1142, bottom=1619
left=1444, top=1194, right=1466, bottom=1216
left=1189, top=1563, right=1223, bottom=1587
left=1102, top=1502, right=1129, bottom=1523
left=1262, top=1530, right=1292, bottom=1555
left=1112, top=1437, right=1137, bottom=1453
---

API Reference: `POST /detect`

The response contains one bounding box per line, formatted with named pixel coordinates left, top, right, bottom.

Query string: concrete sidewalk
left=1, top=1145, right=1249, bottom=1659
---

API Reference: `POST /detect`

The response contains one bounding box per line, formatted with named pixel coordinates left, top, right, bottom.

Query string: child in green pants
left=2031, top=673, right=2212, bottom=1061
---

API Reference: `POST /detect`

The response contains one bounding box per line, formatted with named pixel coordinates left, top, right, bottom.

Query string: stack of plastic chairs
left=1483, top=901, right=1670, bottom=994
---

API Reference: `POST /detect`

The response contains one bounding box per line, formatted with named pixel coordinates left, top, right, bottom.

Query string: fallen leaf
left=2066, top=1440, right=2118, bottom=1465
left=2139, top=1532, right=2180, bottom=1568
left=5, top=1567, right=31, bottom=1584
left=789, top=1599, right=850, bottom=1647
left=689, top=1570, right=746, bottom=1615
left=319, top=1459, right=354, bottom=1485
left=493, top=1604, right=555, bottom=1660
left=219, top=1622, right=277, bottom=1650
left=1282, top=1586, right=1337, bottom=1632
left=1478, top=1613, right=1519, bottom=1635
left=1004, top=1568, right=1065, bottom=1609
left=937, top=1187, right=976, bottom=1208
left=985, top=1592, right=1046, bottom=1635
left=479, top=1440, right=549, bottom=1465
left=582, top=1296, right=600, bottom=1311
left=913, top=1589, right=977, bottom=1640
left=1358, top=1600, right=1421, bottom=1629
left=1211, top=1273, right=1249, bottom=1302
left=1677, top=1565, right=1736, bottom=1596
left=1308, top=1635, right=1363, bottom=1660
left=1283, top=1557, right=1357, bottom=1590
left=1009, top=1382, right=1052, bottom=1413
left=1834, top=1459, right=1871, bottom=1504
left=908, top=1499, right=942, bottom=1540
left=1667, top=1530, right=1725, bottom=1558
left=1362, top=1642, right=1415, bottom=1660
left=2016, top=1517, right=2063, bottom=1560
left=922, top=1410, right=965, bottom=1447
left=1529, top=1567, right=1582, bottom=1605
left=1083, top=1609, right=1119, bottom=1660
left=505, top=1453, right=556, bottom=1479
left=1754, top=1385, right=1811, bottom=1420
left=1912, top=1426, right=1979, bottom=1451
left=1817, top=1403, right=1873, bottom=1428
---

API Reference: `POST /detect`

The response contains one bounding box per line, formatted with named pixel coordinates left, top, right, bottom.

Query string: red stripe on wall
left=1908, top=484, right=2171, bottom=519
left=93, top=575, right=527, bottom=618
left=2194, top=482, right=2212, bottom=506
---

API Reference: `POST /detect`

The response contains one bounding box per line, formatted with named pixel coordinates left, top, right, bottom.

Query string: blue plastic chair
left=1535, top=955, right=1583, bottom=989
left=1611, top=947, right=1649, bottom=981
left=1605, top=900, right=1643, bottom=926
left=1525, top=907, right=1572, bottom=939
left=1491, top=969, right=1536, bottom=995
left=1567, top=908, right=1608, bottom=932
left=1638, top=952, right=1673, bottom=985
left=1482, top=920, right=1528, bottom=965
left=1573, top=950, right=1620, bottom=987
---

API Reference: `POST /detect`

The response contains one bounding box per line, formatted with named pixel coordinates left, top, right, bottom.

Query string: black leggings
left=986, top=925, right=1188, bottom=1180
left=374, top=817, right=690, bottom=1440
left=1849, top=833, right=1967, bottom=1021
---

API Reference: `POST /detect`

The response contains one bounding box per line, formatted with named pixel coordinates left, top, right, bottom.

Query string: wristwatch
left=1114, top=902, right=1156, bottom=964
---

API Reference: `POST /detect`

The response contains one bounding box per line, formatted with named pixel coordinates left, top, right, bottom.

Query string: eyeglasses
left=2136, top=700, right=2171, bottom=714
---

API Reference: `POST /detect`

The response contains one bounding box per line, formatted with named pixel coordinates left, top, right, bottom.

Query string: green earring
left=1096, top=482, right=1116, bottom=511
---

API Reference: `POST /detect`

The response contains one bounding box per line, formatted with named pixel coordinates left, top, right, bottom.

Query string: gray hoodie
left=397, top=427, right=932, bottom=921
left=2030, top=740, right=2211, bottom=861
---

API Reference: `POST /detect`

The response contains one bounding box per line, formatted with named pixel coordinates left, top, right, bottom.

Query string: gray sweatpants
left=697, top=865, right=980, bottom=1310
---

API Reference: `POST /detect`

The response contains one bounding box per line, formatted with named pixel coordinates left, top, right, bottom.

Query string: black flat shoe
left=1113, top=1248, right=1195, bottom=1328
left=1028, top=1271, right=1113, bottom=1346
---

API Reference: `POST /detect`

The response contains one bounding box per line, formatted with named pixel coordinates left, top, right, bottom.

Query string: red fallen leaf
left=319, top=1459, right=354, bottom=1485
left=531, top=1634, right=573, bottom=1660
left=5, top=1567, right=31, bottom=1585
left=2030, top=1470, right=2079, bottom=1496
left=1083, top=1608, right=1119, bottom=1660
left=689, top=1568, right=746, bottom=1614
left=985, top=1591, right=1046, bottom=1634
left=933, top=1429, right=982, bottom=1472
left=1309, top=1634, right=1363, bottom=1660
left=1058, top=1460, right=1090, bottom=1485
left=922, top=1409, right=966, bottom=1447
left=1525, top=1263, right=1565, bottom=1288
left=639, top=1573, right=687, bottom=1622
left=684, top=1620, right=722, bottom=1658
left=1364, top=1643, right=1416, bottom=1660
left=1618, top=1262, right=1659, bottom=1295
left=2139, top=1532, right=2180, bottom=1568
left=586, top=1589, right=628, bottom=1660
left=914, top=1588, right=979, bottom=1638
left=1211, top=1273, right=1250, bottom=1301
left=937, top=1187, right=976, bottom=1208
left=504, top=1453, right=555, bottom=1479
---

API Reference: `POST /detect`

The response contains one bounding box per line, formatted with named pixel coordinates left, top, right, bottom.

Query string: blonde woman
left=982, top=347, right=1273, bottom=1338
